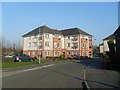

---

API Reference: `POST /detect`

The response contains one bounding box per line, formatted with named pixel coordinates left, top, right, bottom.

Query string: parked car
left=13, top=54, right=34, bottom=62
left=5, top=55, right=14, bottom=58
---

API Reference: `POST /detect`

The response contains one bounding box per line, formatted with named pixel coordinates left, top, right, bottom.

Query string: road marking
left=83, top=66, right=90, bottom=90
left=22, top=64, right=55, bottom=72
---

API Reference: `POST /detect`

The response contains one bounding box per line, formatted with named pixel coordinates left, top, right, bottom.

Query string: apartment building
left=22, top=25, right=92, bottom=58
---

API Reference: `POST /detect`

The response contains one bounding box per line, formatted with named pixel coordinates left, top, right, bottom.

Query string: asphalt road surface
left=2, top=58, right=120, bottom=89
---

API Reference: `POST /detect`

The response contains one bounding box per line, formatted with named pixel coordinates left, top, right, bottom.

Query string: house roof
left=22, top=25, right=92, bottom=37
left=61, top=28, right=92, bottom=36
left=113, top=26, right=120, bottom=36
left=22, top=25, right=62, bottom=37
left=103, top=34, right=115, bottom=40
left=99, top=43, right=103, bottom=46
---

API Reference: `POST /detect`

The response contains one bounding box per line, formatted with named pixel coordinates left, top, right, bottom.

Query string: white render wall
left=23, top=33, right=91, bottom=51
left=23, top=35, right=38, bottom=50
left=61, top=36, right=65, bottom=49
left=44, top=33, right=53, bottom=50
left=103, top=40, right=116, bottom=52
left=100, top=45, right=103, bottom=53
left=103, top=40, right=109, bottom=52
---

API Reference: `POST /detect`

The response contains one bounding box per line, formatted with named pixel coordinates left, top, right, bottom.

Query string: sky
left=2, top=2, right=118, bottom=45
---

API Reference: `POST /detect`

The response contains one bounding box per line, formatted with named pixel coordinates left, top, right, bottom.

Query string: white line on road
left=83, top=66, right=90, bottom=89
left=2, top=64, right=55, bottom=78
left=22, top=64, right=55, bottom=72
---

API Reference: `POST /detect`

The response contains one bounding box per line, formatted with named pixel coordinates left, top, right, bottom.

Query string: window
left=82, top=44, right=85, bottom=48
left=67, top=52, right=70, bottom=55
left=33, top=42, right=37, bottom=47
left=75, top=52, right=77, bottom=55
left=85, top=43, right=88, bottom=48
left=45, top=33, right=49, bottom=38
left=82, top=52, right=85, bottom=56
left=71, top=52, right=74, bottom=55
left=39, top=42, right=42, bottom=46
left=67, top=43, right=70, bottom=47
left=77, top=52, right=79, bottom=55
left=28, top=37, right=31, bottom=40
left=33, top=52, right=37, bottom=56
left=67, top=36, right=70, bottom=39
left=45, top=42, right=50, bottom=47
left=85, top=52, right=88, bottom=56
left=89, top=37, right=92, bottom=41
left=54, top=52, right=57, bottom=56
left=58, top=43, right=60, bottom=48
left=55, top=34, right=59, bottom=38
left=72, top=43, right=78, bottom=49
left=45, top=51, right=49, bottom=56
left=28, top=42, right=31, bottom=47
left=32, top=36, right=36, bottom=39
left=54, top=43, right=57, bottom=48
left=58, top=52, right=60, bottom=56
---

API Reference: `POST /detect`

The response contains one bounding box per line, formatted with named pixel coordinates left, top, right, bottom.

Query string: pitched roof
left=103, top=34, right=115, bottom=40
left=99, top=43, right=103, bottom=46
left=22, top=25, right=92, bottom=37
left=61, top=28, right=92, bottom=36
left=113, top=26, right=120, bottom=36
left=22, top=25, right=62, bottom=37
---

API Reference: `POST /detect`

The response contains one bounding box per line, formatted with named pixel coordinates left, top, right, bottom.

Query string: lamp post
left=38, top=27, right=41, bottom=64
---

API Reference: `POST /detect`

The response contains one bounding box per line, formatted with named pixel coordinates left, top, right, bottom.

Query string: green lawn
left=1, top=61, right=38, bottom=68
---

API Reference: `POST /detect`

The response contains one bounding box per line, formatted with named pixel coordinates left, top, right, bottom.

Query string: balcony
left=71, top=37, right=78, bottom=41
left=39, top=37, right=42, bottom=40
left=71, top=45, right=78, bottom=49
left=38, top=45, right=42, bottom=49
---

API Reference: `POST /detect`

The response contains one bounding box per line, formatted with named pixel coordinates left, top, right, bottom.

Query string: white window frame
left=58, top=43, right=60, bottom=48
left=33, top=42, right=37, bottom=47
left=45, top=33, right=49, bottom=38
left=58, top=52, right=60, bottom=56
left=28, top=42, right=31, bottom=47
left=45, top=42, right=50, bottom=47
left=33, top=52, right=37, bottom=56
left=45, top=51, right=49, bottom=56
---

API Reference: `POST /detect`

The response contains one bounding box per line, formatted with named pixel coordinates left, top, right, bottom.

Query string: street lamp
left=38, top=27, right=41, bottom=64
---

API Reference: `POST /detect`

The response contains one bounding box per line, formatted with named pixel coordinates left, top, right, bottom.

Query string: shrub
left=58, top=55, right=65, bottom=60
left=46, top=56, right=53, bottom=60
left=33, top=56, right=37, bottom=60
left=103, top=59, right=112, bottom=69
left=2, top=57, right=13, bottom=62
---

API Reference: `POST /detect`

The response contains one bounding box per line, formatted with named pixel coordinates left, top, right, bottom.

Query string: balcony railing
left=71, top=46, right=78, bottom=49
left=38, top=45, right=42, bottom=49
left=39, top=37, right=42, bottom=40
left=71, top=37, right=78, bottom=41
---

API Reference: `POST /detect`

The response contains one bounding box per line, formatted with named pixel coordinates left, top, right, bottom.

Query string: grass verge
left=1, top=61, right=38, bottom=68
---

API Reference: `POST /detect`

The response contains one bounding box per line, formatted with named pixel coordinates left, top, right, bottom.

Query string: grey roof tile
left=103, top=34, right=115, bottom=40
left=113, top=26, right=120, bottom=35
left=22, top=25, right=92, bottom=37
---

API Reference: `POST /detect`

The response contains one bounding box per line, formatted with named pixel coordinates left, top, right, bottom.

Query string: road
left=2, top=58, right=120, bottom=89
